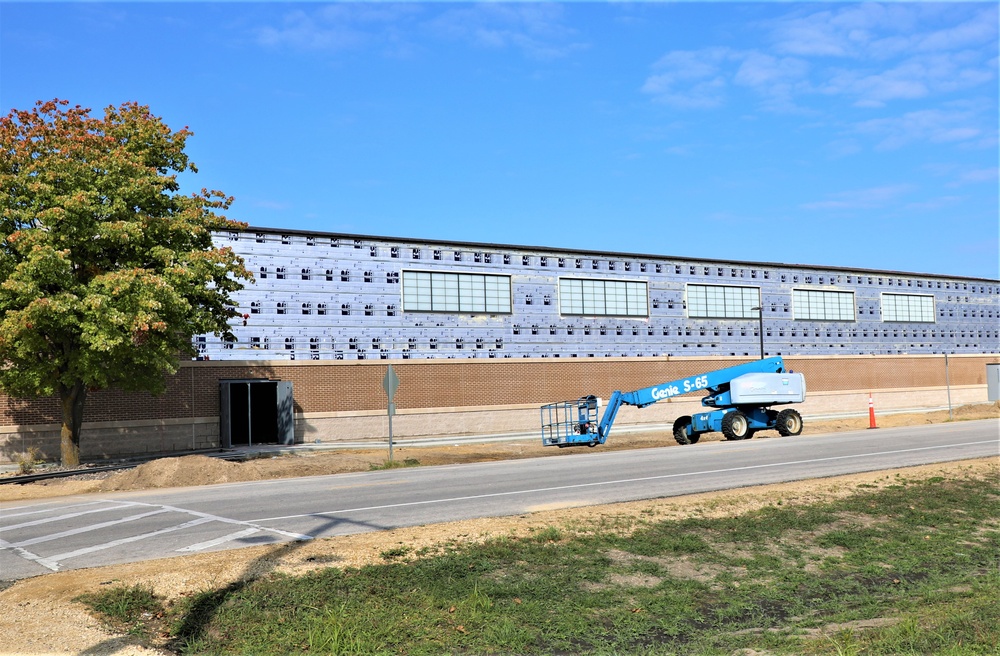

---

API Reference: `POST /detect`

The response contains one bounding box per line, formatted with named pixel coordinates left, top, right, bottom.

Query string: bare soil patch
left=0, top=404, right=997, bottom=655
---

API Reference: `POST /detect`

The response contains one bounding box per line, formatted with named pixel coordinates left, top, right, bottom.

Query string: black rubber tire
left=776, top=409, right=803, bottom=436
left=673, top=416, right=693, bottom=445
left=721, top=411, right=751, bottom=440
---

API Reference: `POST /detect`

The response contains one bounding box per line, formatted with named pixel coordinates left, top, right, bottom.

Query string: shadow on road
left=78, top=512, right=389, bottom=655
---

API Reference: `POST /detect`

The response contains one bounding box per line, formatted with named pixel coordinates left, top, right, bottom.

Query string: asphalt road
left=1, top=420, right=997, bottom=581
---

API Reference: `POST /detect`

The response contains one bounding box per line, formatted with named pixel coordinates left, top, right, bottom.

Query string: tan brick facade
left=1, top=354, right=997, bottom=463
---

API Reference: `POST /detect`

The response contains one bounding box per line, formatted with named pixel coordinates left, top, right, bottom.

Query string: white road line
left=0, top=500, right=106, bottom=516
left=4, top=509, right=171, bottom=548
left=1, top=543, right=59, bottom=572
left=251, top=439, right=998, bottom=522
left=1, top=502, right=137, bottom=531
left=119, top=501, right=312, bottom=541
left=177, top=528, right=261, bottom=552
left=41, top=516, right=218, bottom=568
left=2, top=500, right=314, bottom=573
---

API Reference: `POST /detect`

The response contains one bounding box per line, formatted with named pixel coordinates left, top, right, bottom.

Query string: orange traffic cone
left=868, top=393, right=878, bottom=429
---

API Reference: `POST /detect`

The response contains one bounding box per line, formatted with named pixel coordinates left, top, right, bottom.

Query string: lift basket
left=540, top=395, right=600, bottom=446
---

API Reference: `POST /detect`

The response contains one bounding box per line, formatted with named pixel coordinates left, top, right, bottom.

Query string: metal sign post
left=944, top=354, right=953, bottom=421
left=382, top=365, right=400, bottom=461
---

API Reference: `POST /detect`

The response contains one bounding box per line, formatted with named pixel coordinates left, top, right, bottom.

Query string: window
left=686, top=284, right=760, bottom=319
left=882, top=293, right=935, bottom=323
left=401, top=271, right=512, bottom=313
left=558, top=278, right=648, bottom=317
left=792, top=289, right=855, bottom=321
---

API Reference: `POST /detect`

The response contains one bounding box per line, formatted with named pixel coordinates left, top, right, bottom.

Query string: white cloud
left=768, top=4, right=995, bottom=60
left=950, top=167, right=1000, bottom=187
left=254, top=5, right=420, bottom=52
left=904, top=195, right=965, bottom=212
left=826, top=138, right=863, bottom=158
left=769, top=8, right=860, bottom=57
left=641, top=4, right=997, bottom=119
left=251, top=4, right=587, bottom=60
left=734, top=52, right=808, bottom=87
left=821, top=51, right=996, bottom=107
left=732, top=51, right=811, bottom=111
left=425, top=3, right=585, bottom=60
left=915, top=10, right=998, bottom=53
left=800, top=183, right=916, bottom=210
left=642, top=47, right=735, bottom=108
left=855, top=108, right=983, bottom=150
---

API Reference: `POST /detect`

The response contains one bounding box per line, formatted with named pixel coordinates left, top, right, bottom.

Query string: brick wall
left=2, top=354, right=997, bottom=462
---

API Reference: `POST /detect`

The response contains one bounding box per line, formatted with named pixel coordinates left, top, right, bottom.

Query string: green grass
left=75, top=583, right=165, bottom=638
left=79, top=471, right=1000, bottom=654
left=369, top=457, right=420, bottom=471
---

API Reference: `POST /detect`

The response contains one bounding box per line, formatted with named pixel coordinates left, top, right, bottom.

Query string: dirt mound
left=96, top=455, right=264, bottom=492
left=952, top=400, right=1000, bottom=418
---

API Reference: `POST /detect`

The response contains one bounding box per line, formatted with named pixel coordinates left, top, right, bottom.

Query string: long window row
left=392, top=274, right=956, bottom=323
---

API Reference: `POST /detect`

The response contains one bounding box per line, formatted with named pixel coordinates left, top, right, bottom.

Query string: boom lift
left=540, top=357, right=805, bottom=448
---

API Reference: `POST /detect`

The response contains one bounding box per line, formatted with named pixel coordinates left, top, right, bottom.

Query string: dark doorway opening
left=220, top=379, right=295, bottom=447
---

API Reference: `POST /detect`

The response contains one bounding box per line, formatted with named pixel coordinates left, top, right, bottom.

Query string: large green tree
left=0, top=99, right=251, bottom=465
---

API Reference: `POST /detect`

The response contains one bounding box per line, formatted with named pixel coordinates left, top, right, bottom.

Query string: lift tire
left=673, top=416, right=697, bottom=445
left=776, top=409, right=803, bottom=436
left=721, top=411, right=751, bottom=441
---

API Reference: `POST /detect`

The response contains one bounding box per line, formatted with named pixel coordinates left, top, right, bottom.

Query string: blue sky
left=1, top=2, right=997, bottom=280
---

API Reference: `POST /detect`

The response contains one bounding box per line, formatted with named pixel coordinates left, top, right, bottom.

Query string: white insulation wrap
left=729, top=373, right=806, bottom=404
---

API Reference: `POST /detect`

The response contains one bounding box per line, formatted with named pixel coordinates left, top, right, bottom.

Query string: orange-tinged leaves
left=0, top=98, right=250, bottom=405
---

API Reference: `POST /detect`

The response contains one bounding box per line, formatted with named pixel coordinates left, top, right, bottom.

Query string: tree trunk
left=59, top=382, right=87, bottom=466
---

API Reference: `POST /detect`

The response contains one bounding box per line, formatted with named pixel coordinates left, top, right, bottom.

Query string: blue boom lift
left=540, top=357, right=805, bottom=448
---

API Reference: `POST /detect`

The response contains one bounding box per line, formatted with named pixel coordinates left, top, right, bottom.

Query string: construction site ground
left=0, top=403, right=997, bottom=655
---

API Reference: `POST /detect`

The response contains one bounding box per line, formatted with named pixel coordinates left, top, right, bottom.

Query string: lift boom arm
left=540, top=356, right=805, bottom=447
left=596, top=356, right=789, bottom=442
